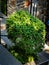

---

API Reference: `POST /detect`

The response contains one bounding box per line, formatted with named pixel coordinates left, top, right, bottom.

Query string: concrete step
left=0, top=13, right=14, bottom=48
left=1, top=36, right=14, bottom=48
left=0, top=18, right=7, bottom=35
left=1, top=38, right=7, bottom=48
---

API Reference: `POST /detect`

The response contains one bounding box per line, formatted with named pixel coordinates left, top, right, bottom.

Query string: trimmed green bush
left=6, top=10, right=46, bottom=63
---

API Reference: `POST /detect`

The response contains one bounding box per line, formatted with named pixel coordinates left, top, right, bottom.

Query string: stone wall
left=7, top=0, right=28, bottom=15
left=7, top=0, right=16, bottom=15
left=7, top=0, right=47, bottom=22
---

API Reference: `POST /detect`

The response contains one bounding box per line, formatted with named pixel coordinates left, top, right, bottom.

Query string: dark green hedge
left=6, top=10, right=46, bottom=63
left=1, top=0, right=7, bottom=15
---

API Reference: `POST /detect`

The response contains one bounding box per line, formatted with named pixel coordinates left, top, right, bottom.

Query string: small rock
left=24, top=61, right=36, bottom=65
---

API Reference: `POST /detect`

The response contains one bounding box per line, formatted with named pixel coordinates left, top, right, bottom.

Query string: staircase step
left=0, top=17, right=7, bottom=35
left=1, top=36, right=14, bottom=48
left=1, top=38, right=7, bottom=47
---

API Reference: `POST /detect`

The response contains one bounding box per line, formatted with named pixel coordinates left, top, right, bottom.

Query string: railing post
left=30, top=0, right=32, bottom=14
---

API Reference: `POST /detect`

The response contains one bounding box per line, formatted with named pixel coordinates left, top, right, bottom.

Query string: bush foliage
left=6, top=10, right=46, bottom=63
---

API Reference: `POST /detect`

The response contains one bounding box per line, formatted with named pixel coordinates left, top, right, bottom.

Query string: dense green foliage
left=6, top=10, right=46, bottom=63
left=9, top=46, right=34, bottom=64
